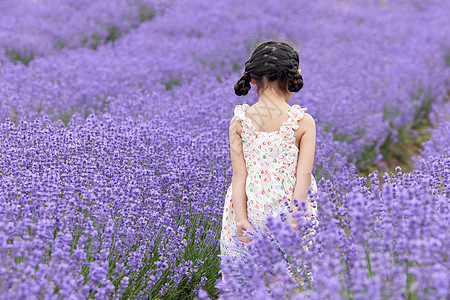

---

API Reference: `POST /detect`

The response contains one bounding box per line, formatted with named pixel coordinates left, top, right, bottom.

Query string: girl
left=219, top=41, right=318, bottom=288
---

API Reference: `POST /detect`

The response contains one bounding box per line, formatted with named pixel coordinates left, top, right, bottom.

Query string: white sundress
left=219, top=103, right=318, bottom=288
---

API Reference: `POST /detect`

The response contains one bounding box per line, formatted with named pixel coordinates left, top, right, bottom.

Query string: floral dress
left=219, top=103, right=318, bottom=285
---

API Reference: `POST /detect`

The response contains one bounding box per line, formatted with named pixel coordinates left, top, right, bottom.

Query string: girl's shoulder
left=229, top=105, right=245, bottom=135
left=295, top=112, right=316, bottom=133
left=298, top=112, right=315, bottom=124
left=293, top=112, right=315, bottom=146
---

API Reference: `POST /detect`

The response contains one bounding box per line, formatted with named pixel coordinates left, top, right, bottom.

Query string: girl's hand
left=290, top=217, right=298, bottom=232
left=236, top=219, right=255, bottom=250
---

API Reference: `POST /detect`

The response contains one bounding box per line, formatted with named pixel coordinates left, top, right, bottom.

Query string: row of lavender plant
left=0, top=110, right=233, bottom=298
left=0, top=0, right=170, bottom=67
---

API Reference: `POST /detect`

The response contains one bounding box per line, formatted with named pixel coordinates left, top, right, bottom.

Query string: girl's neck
left=256, top=89, right=289, bottom=107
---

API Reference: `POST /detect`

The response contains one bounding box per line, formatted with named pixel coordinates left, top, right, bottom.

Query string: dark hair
left=234, top=41, right=303, bottom=96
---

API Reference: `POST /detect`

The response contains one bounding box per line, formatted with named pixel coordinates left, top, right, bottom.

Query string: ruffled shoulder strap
left=233, top=104, right=256, bottom=138
left=287, top=104, right=307, bottom=130
left=233, top=103, right=250, bottom=121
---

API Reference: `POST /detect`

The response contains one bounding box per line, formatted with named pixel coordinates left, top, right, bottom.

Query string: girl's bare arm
left=229, top=117, right=248, bottom=223
left=292, top=113, right=316, bottom=216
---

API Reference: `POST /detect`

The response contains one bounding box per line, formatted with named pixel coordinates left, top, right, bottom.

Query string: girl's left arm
left=229, top=117, right=248, bottom=223
left=292, top=113, right=316, bottom=220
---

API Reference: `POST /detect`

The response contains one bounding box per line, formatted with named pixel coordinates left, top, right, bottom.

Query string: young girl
left=219, top=41, right=318, bottom=287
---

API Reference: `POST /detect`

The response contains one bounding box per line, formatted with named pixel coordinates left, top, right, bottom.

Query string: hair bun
left=288, top=72, right=303, bottom=93
left=234, top=72, right=251, bottom=96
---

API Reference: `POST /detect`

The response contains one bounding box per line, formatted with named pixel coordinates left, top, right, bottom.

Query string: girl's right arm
left=229, top=117, right=249, bottom=224
left=229, top=117, right=255, bottom=246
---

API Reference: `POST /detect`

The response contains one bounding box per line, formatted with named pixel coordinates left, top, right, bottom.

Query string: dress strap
left=233, top=104, right=252, bottom=127
left=233, top=104, right=246, bottom=121
left=287, top=104, right=307, bottom=130
left=233, top=104, right=258, bottom=141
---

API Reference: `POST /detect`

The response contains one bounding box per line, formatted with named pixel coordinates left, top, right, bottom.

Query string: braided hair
left=234, top=41, right=303, bottom=96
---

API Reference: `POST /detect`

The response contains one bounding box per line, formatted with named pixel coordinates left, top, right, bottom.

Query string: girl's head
left=234, top=41, right=303, bottom=97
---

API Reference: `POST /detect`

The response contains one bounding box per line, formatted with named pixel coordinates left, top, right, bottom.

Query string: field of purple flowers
left=0, top=0, right=449, bottom=299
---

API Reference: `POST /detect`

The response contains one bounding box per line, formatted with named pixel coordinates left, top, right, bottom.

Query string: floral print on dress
left=220, top=103, right=318, bottom=263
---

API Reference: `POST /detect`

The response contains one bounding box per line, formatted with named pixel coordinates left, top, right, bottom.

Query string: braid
left=234, top=71, right=251, bottom=96
left=234, top=41, right=304, bottom=96
left=286, top=50, right=303, bottom=92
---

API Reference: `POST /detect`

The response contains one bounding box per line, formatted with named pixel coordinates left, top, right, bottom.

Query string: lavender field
left=0, top=0, right=449, bottom=299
